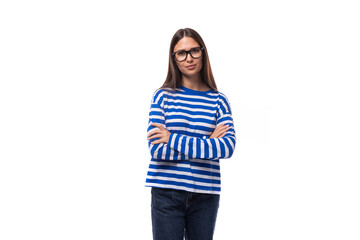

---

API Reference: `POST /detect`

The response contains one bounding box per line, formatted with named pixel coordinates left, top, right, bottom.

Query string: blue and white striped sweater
left=145, top=85, right=236, bottom=194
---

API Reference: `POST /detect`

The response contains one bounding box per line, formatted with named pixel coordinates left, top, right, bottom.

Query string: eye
left=177, top=51, right=186, bottom=56
left=191, top=48, right=200, bottom=53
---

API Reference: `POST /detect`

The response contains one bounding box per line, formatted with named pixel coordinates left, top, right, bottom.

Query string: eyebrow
left=174, top=46, right=201, bottom=52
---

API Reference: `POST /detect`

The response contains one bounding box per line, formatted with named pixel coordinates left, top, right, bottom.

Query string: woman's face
left=173, top=36, right=203, bottom=77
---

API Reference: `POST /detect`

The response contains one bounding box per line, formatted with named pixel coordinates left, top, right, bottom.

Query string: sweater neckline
left=179, top=85, right=214, bottom=94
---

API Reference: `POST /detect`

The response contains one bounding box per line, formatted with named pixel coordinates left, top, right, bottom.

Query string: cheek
left=177, top=63, right=186, bottom=70
left=197, top=60, right=203, bottom=70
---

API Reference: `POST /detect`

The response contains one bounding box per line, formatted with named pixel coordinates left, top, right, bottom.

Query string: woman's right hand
left=209, top=123, right=230, bottom=139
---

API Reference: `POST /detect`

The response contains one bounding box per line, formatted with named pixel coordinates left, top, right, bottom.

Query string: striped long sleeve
left=147, top=95, right=190, bottom=160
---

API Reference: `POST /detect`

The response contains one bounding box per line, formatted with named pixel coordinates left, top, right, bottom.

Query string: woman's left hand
left=147, top=123, right=171, bottom=144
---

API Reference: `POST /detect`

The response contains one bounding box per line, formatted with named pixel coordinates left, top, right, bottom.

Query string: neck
left=181, top=73, right=206, bottom=91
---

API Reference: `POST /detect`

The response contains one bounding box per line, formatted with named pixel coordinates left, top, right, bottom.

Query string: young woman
left=145, top=28, right=236, bottom=240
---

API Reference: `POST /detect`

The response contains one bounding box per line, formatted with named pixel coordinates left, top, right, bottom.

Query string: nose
left=186, top=52, right=194, bottom=62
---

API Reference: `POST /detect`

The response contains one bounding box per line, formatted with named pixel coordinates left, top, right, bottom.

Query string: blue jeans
left=151, top=187, right=220, bottom=240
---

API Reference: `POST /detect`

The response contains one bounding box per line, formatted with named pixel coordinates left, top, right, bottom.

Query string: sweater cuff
left=202, top=135, right=209, bottom=139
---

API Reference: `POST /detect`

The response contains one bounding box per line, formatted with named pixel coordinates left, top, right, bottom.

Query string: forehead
left=173, top=37, right=200, bottom=52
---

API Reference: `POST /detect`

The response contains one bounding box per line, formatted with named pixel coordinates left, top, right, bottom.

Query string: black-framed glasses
left=172, top=47, right=204, bottom=62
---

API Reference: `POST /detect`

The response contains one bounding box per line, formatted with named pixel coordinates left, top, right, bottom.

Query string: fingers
left=215, top=122, right=226, bottom=128
left=211, top=123, right=231, bottom=138
left=147, top=129, right=160, bottom=138
left=151, top=122, right=165, bottom=130
left=148, top=133, right=163, bottom=140
left=149, top=135, right=162, bottom=144
left=218, top=131, right=227, bottom=138
left=219, top=123, right=230, bottom=128
left=215, top=123, right=229, bottom=131
left=214, top=124, right=230, bottom=134
left=215, top=129, right=228, bottom=138
left=151, top=139, right=161, bottom=145
left=216, top=125, right=226, bottom=133
left=150, top=135, right=167, bottom=145
left=148, top=123, right=171, bottom=145
left=147, top=126, right=166, bottom=144
left=147, top=122, right=166, bottom=137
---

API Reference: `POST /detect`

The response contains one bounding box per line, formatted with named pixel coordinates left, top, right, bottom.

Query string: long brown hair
left=160, top=28, right=218, bottom=92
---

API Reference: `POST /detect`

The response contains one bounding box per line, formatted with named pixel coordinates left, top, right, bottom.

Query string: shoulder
left=151, top=87, right=173, bottom=104
left=217, top=90, right=232, bottom=105
left=216, top=91, right=233, bottom=113
left=216, top=90, right=230, bottom=101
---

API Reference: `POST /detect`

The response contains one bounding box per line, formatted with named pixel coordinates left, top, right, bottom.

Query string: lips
left=186, top=64, right=196, bottom=69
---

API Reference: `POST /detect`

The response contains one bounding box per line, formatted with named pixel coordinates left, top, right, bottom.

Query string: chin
left=184, top=67, right=201, bottom=74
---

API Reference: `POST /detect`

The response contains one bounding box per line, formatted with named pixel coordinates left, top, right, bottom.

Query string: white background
left=1, top=0, right=359, bottom=239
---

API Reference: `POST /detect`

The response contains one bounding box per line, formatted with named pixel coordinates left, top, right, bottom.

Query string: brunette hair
left=160, top=28, right=218, bottom=92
